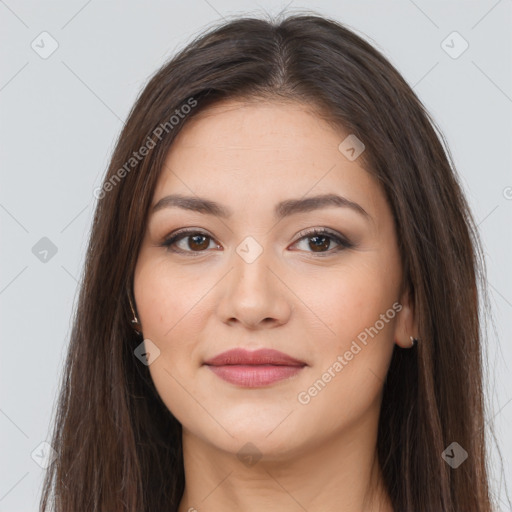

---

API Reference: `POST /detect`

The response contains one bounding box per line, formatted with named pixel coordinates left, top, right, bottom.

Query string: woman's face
left=134, top=99, right=414, bottom=458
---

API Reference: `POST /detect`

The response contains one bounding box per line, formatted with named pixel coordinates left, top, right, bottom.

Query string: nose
left=216, top=245, right=293, bottom=330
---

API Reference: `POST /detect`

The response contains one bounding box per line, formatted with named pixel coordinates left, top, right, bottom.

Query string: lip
left=204, top=348, right=305, bottom=367
left=203, top=348, right=306, bottom=388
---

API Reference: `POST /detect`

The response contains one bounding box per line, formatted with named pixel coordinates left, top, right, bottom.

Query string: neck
left=177, top=421, right=393, bottom=512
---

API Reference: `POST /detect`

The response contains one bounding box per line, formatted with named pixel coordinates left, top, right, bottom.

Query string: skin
left=133, top=98, right=417, bottom=512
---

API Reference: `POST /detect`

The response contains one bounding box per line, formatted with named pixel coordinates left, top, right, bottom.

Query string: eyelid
left=290, top=227, right=354, bottom=255
left=161, top=228, right=219, bottom=255
left=161, top=227, right=353, bottom=255
left=294, top=227, right=351, bottom=245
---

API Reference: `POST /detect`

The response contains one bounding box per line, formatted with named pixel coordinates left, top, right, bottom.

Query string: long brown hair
left=40, top=12, right=494, bottom=511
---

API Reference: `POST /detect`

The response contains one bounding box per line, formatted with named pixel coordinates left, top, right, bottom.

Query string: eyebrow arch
left=151, top=193, right=370, bottom=220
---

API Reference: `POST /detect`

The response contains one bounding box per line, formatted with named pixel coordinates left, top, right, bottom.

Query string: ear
left=393, top=287, right=418, bottom=349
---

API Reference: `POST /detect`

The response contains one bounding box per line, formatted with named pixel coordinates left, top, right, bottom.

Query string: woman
left=40, top=12, right=494, bottom=512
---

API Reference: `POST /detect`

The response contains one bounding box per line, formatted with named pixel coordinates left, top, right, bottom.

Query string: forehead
left=153, top=99, right=382, bottom=217
left=166, top=98, right=348, bottom=159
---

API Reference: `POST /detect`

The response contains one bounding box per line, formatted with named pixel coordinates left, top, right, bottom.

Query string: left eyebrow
left=275, top=193, right=370, bottom=220
left=151, top=193, right=370, bottom=221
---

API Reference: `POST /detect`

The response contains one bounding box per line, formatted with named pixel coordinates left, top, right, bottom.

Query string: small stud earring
left=128, top=295, right=142, bottom=335
left=409, top=336, right=418, bottom=348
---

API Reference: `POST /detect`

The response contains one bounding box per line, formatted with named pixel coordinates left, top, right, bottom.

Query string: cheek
left=133, top=258, right=208, bottom=398
left=290, top=253, right=400, bottom=412
left=133, top=258, right=214, bottom=428
left=292, top=265, right=399, bottom=430
left=134, top=258, right=207, bottom=341
left=295, top=258, right=400, bottom=351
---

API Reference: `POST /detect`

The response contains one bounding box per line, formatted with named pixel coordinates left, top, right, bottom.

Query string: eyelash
left=161, top=228, right=354, bottom=257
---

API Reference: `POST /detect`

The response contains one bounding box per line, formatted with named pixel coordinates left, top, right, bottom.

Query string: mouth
left=203, top=348, right=307, bottom=388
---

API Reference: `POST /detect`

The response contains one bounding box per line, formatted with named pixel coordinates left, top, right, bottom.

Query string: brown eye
left=162, top=230, right=219, bottom=254
left=184, top=234, right=211, bottom=251
left=162, top=227, right=353, bottom=257
left=292, top=228, right=353, bottom=256
left=307, top=234, right=332, bottom=252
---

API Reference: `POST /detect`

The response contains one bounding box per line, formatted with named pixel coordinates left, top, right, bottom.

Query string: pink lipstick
left=203, top=348, right=306, bottom=388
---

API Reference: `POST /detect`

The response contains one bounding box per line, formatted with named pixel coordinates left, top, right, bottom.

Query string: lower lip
left=206, top=364, right=304, bottom=387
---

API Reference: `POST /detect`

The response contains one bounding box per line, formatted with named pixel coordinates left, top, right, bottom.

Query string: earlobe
left=127, top=288, right=143, bottom=336
left=393, top=289, right=419, bottom=349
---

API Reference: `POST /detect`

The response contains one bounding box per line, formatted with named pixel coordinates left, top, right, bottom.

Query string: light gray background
left=1, top=1, right=511, bottom=510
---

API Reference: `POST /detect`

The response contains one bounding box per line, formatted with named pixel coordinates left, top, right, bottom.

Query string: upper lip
left=203, top=348, right=306, bottom=367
